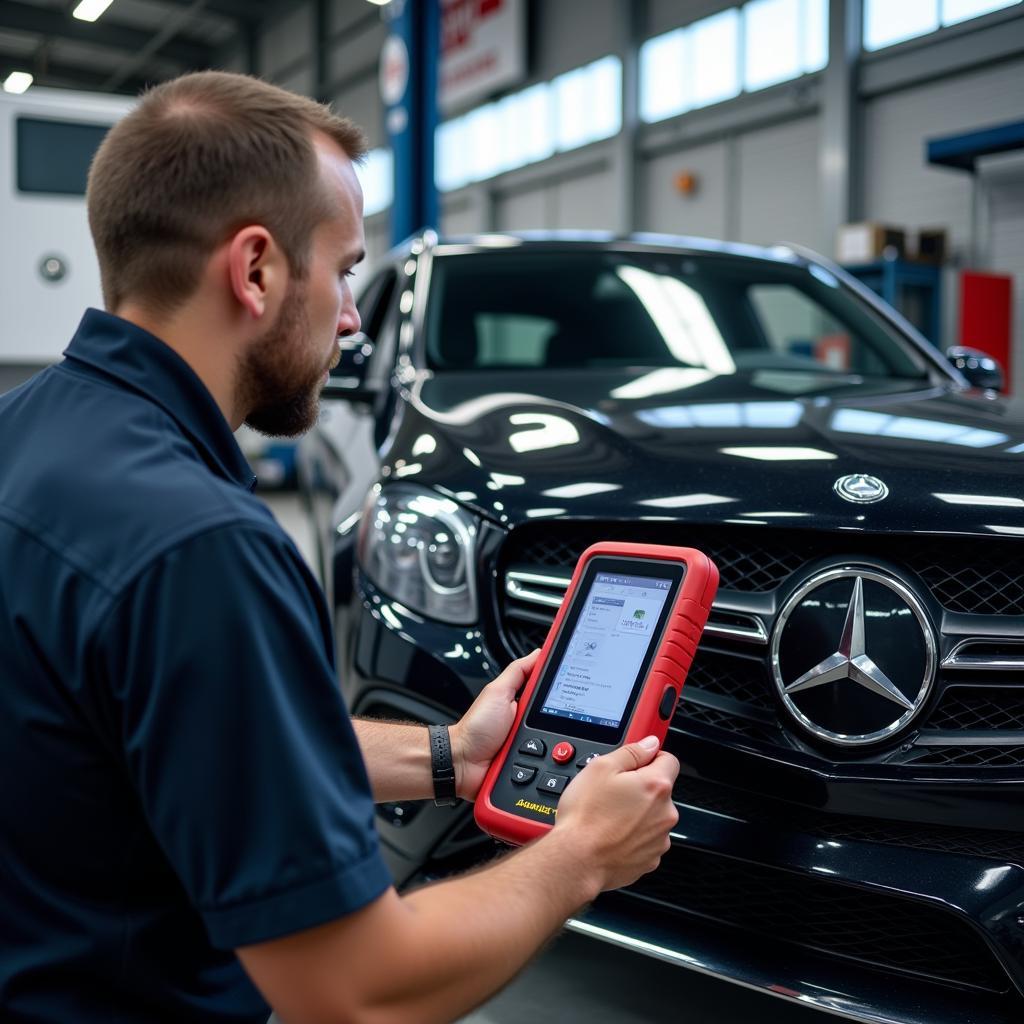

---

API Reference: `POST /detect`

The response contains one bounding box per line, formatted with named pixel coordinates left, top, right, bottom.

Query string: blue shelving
left=843, top=259, right=942, bottom=348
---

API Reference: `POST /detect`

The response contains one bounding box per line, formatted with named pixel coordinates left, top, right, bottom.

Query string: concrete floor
left=262, top=490, right=823, bottom=1023
left=458, top=931, right=824, bottom=1023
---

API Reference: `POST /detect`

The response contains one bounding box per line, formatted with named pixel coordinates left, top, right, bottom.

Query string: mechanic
left=0, top=71, right=679, bottom=1023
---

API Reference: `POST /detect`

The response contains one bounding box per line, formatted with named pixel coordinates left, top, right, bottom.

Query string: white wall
left=737, top=117, right=822, bottom=249
left=640, top=141, right=730, bottom=240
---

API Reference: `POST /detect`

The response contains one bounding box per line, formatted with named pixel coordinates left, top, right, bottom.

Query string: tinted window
left=355, top=270, right=398, bottom=341
left=425, top=249, right=929, bottom=380
left=17, top=117, right=111, bottom=196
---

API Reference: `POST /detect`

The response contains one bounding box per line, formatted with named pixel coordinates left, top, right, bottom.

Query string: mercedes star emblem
left=834, top=474, right=889, bottom=504
left=770, top=567, right=936, bottom=747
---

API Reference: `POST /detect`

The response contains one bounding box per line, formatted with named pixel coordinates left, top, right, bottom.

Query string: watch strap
left=428, top=724, right=458, bottom=807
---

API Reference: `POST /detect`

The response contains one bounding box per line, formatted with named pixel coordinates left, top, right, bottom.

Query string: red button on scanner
left=551, top=741, right=575, bottom=764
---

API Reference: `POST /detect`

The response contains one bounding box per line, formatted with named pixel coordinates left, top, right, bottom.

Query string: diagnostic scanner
left=475, top=541, right=719, bottom=845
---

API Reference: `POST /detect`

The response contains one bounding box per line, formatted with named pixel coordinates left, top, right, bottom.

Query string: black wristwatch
left=428, top=724, right=459, bottom=806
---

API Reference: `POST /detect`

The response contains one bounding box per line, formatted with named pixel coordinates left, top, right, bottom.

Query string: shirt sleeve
left=92, top=521, right=393, bottom=950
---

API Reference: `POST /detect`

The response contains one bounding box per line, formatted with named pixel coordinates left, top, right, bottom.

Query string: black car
left=297, top=232, right=1024, bottom=1024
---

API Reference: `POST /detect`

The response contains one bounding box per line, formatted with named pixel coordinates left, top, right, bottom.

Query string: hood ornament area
left=771, top=568, right=936, bottom=747
left=834, top=474, right=889, bottom=504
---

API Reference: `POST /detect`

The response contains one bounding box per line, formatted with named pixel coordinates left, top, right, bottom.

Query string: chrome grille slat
left=942, top=638, right=1024, bottom=672
left=504, top=569, right=769, bottom=645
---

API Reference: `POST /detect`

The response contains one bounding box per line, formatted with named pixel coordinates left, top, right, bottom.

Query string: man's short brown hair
left=87, top=70, right=367, bottom=313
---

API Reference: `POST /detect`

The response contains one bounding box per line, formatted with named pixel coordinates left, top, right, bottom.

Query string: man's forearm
left=386, top=829, right=598, bottom=1022
left=352, top=718, right=433, bottom=803
left=239, top=825, right=601, bottom=1024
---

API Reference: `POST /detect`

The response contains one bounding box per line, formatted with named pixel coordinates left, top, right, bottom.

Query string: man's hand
left=450, top=649, right=541, bottom=800
left=551, top=735, right=680, bottom=893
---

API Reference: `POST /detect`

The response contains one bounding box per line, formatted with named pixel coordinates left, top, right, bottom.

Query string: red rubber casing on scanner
left=474, top=541, right=719, bottom=846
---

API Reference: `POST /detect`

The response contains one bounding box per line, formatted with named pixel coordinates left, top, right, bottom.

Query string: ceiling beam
left=0, top=0, right=213, bottom=69
left=0, top=50, right=154, bottom=96
left=158, top=0, right=269, bottom=24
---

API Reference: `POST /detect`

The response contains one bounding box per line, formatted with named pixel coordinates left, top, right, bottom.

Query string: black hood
left=382, top=367, right=1024, bottom=536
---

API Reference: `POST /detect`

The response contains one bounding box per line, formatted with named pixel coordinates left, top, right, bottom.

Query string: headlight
left=357, top=484, right=479, bottom=624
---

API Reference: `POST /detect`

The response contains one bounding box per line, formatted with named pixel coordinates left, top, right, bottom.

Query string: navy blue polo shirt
left=0, top=310, right=392, bottom=1022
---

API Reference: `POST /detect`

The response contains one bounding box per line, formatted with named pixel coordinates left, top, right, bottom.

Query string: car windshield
left=424, top=248, right=930, bottom=381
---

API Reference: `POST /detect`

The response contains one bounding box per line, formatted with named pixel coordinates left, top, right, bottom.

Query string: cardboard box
left=836, top=222, right=906, bottom=264
left=915, top=228, right=948, bottom=264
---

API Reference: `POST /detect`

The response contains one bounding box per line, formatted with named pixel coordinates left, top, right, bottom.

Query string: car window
left=356, top=270, right=398, bottom=342
left=424, top=250, right=929, bottom=380
left=747, top=284, right=887, bottom=375
left=474, top=314, right=557, bottom=366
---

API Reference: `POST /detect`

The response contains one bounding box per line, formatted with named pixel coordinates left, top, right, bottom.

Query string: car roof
left=390, top=230, right=807, bottom=266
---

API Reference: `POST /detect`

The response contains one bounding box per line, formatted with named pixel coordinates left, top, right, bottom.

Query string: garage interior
left=2, top=1, right=1023, bottom=1022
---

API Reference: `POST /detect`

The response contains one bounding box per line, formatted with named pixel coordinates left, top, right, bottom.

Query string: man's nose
left=338, top=301, right=361, bottom=338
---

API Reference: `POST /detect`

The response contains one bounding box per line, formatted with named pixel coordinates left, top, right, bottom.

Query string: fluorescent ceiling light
left=986, top=524, right=1024, bottom=536
left=73, top=0, right=116, bottom=22
left=720, top=446, right=837, bottom=461
left=3, top=71, right=32, bottom=94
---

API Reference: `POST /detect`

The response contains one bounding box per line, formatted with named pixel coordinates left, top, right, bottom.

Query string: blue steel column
left=384, top=0, right=439, bottom=246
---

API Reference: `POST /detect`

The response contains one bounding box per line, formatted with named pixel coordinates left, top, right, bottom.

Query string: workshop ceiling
left=0, top=0, right=276, bottom=95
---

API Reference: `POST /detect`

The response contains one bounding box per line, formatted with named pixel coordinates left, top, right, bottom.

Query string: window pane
left=356, top=148, right=393, bottom=216
left=555, top=58, right=621, bottom=152
left=639, top=28, right=690, bottom=123
left=435, top=119, right=469, bottom=192
left=16, top=118, right=110, bottom=196
left=942, top=0, right=1021, bottom=25
left=516, top=83, right=556, bottom=165
left=553, top=65, right=590, bottom=151
left=745, top=0, right=801, bottom=91
left=465, top=103, right=503, bottom=181
left=802, top=0, right=829, bottom=72
left=498, top=92, right=548, bottom=174
left=691, top=8, right=741, bottom=109
left=863, top=0, right=939, bottom=50
left=589, top=56, right=622, bottom=142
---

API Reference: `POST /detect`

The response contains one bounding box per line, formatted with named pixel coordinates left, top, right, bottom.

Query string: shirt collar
left=63, top=308, right=258, bottom=492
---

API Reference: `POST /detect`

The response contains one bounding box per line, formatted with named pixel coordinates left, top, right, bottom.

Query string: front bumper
left=344, top=573, right=1024, bottom=1023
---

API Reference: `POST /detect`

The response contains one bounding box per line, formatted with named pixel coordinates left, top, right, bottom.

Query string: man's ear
left=226, top=225, right=286, bottom=320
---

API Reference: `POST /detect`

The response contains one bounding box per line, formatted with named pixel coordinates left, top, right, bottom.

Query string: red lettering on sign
left=442, top=0, right=505, bottom=54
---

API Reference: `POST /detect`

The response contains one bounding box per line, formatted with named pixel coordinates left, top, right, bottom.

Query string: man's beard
left=241, top=281, right=331, bottom=438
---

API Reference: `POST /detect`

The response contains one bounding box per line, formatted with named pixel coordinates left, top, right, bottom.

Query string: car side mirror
left=946, top=346, right=1005, bottom=392
left=323, top=333, right=380, bottom=402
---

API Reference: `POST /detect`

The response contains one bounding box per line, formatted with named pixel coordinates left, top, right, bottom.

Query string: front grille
left=502, top=522, right=1024, bottom=615
left=679, top=701, right=782, bottom=743
left=902, top=745, right=1024, bottom=769
left=675, top=775, right=1024, bottom=862
left=928, top=688, right=1024, bottom=732
left=626, top=844, right=1010, bottom=993
left=499, top=524, right=1024, bottom=764
left=504, top=617, right=550, bottom=659
left=684, top=650, right=775, bottom=711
